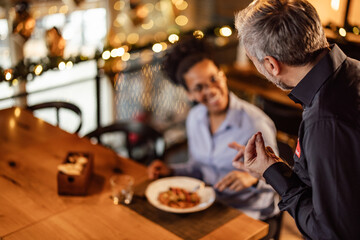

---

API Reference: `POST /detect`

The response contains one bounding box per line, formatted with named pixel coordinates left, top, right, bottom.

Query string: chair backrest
left=27, top=101, right=83, bottom=134
left=259, top=97, right=302, bottom=137
left=84, top=121, right=165, bottom=165
left=276, top=131, right=296, bottom=167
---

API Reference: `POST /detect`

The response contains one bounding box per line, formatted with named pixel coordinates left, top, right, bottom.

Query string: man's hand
left=214, top=170, right=258, bottom=192
left=147, top=160, right=172, bottom=180
left=242, top=132, right=283, bottom=180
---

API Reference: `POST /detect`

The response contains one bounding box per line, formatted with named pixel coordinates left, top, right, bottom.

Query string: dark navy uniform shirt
left=263, top=44, right=360, bottom=240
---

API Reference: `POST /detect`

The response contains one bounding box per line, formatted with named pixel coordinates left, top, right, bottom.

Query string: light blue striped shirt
left=173, top=92, right=280, bottom=220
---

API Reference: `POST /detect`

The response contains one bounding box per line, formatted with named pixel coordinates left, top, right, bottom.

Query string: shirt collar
left=224, top=92, right=243, bottom=128
left=288, top=44, right=347, bottom=107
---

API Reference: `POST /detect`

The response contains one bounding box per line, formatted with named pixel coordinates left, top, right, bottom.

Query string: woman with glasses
left=147, top=37, right=280, bottom=236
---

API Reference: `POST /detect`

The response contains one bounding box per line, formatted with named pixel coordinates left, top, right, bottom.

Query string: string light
left=219, top=26, right=232, bottom=37
left=122, top=52, right=131, bottom=61
left=34, top=65, right=43, bottom=75
left=48, top=6, right=57, bottom=14
left=141, top=20, right=154, bottom=30
left=5, top=71, right=12, bottom=81
left=66, top=61, right=73, bottom=69
left=168, top=34, right=179, bottom=43
left=193, top=30, right=204, bottom=39
left=114, top=1, right=125, bottom=11
left=12, top=79, right=18, bottom=86
left=339, top=28, right=346, bottom=37
left=127, top=33, right=139, bottom=44
left=175, top=15, right=188, bottom=26
left=160, top=42, right=168, bottom=51
left=59, top=5, right=68, bottom=14
left=353, top=27, right=359, bottom=35
left=102, top=50, right=111, bottom=60
left=175, top=1, right=188, bottom=10
left=58, top=62, right=66, bottom=70
left=152, top=43, right=162, bottom=53
left=1, top=24, right=244, bottom=83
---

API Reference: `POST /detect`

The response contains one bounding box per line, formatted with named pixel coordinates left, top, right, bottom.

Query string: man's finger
left=245, top=133, right=257, bottom=161
left=255, top=132, right=266, bottom=156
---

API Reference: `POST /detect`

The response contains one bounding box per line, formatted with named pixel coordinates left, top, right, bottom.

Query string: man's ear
left=263, top=56, right=280, bottom=76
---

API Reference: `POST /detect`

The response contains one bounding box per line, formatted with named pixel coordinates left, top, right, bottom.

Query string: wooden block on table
left=57, top=152, right=93, bottom=196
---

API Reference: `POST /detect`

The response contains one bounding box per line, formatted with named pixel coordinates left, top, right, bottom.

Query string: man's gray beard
left=274, top=80, right=294, bottom=91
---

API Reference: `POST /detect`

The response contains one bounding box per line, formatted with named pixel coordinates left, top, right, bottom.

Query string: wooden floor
left=279, top=211, right=304, bottom=240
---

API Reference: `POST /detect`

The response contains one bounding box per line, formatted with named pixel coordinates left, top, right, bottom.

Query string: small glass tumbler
left=109, top=174, right=134, bottom=205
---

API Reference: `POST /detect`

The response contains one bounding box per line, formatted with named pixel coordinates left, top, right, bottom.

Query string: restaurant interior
left=0, top=0, right=359, bottom=239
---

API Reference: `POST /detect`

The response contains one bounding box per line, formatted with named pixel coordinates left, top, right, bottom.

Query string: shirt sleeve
left=264, top=119, right=360, bottom=239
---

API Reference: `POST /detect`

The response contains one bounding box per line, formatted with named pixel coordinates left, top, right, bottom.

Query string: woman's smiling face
left=184, top=59, right=229, bottom=115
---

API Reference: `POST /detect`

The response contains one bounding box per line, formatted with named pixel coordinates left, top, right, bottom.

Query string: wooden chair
left=27, top=101, right=83, bottom=134
left=84, top=121, right=165, bottom=165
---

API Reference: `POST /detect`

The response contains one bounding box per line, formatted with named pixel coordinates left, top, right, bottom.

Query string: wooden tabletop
left=0, top=107, right=268, bottom=240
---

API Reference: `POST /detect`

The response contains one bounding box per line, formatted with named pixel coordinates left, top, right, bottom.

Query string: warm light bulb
left=141, top=20, right=154, bottom=30
left=34, top=65, right=43, bottom=75
left=114, top=1, right=125, bottom=11
left=66, top=61, right=73, bottom=69
left=127, top=33, right=139, bottom=44
left=219, top=26, right=232, bottom=37
left=59, top=5, right=68, bottom=14
left=121, top=52, right=131, bottom=61
left=160, top=42, right=168, bottom=51
left=152, top=43, right=163, bottom=53
left=193, top=30, right=204, bottom=39
left=102, top=50, right=111, bottom=60
left=175, top=1, right=188, bottom=10
left=58, top=62, right=66, bottom=70
left=5, top=71, right=12, bottom=81
left=175, top=15, right=188, bottom=26
left=12, top=79, right=18, bottom=86
left=168, top=34, right=179, bottom=43
left=353, top=27, right=360, bottom=35
left=339, top=28, right=347, bottom=37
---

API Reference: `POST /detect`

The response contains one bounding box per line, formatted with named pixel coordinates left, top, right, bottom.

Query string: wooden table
left=0, top=107, right=268, bottom=240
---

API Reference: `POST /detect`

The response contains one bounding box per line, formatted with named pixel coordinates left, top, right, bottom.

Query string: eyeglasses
left=188, top=71, right=225, bottom=94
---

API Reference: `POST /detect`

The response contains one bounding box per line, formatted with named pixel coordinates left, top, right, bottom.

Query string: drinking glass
left=109, top=174, right=134, bottom=205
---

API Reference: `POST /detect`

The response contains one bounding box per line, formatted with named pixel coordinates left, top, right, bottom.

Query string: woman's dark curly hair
left=162, top=36, right=218, bottom=90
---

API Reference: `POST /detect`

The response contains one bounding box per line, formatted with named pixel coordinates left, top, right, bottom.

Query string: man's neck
left=281, top=48, right=329, bottom=87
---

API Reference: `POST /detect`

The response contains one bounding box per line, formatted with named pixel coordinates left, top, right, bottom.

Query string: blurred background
left=0, top=1, right=359, bottom=238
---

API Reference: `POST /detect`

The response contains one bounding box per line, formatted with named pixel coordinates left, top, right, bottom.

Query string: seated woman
left=147, top=36, right=280, bottom=231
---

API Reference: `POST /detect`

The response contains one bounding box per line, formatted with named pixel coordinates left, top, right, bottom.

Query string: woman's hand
left=147, top=160, right=172, bottom=180
left=214, top=170, right=258, bottom=192
left=228, top=141, right=246, bottom=169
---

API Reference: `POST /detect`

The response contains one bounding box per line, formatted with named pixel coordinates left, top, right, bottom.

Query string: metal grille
left=115, top=62, right=190, bottom=124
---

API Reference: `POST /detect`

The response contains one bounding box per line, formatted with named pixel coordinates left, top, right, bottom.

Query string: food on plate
left=158, top=187, right=200, bottom=208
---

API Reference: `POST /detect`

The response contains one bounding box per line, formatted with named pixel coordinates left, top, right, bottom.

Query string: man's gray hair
left=235, top=0, right=329, bottom=66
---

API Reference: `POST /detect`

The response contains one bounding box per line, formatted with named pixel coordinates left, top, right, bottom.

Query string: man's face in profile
left=245, top=49, right=293, bottom=91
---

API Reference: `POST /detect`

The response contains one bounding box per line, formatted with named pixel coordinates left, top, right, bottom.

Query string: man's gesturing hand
left=242, top=132, right=282, bottom=180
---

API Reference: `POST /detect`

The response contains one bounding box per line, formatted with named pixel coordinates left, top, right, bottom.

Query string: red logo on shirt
left=295, top=138, right=301, bottom=158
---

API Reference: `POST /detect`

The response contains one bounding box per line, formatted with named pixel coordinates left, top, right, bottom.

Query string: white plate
left=145, top=176, right=215, bottom=213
